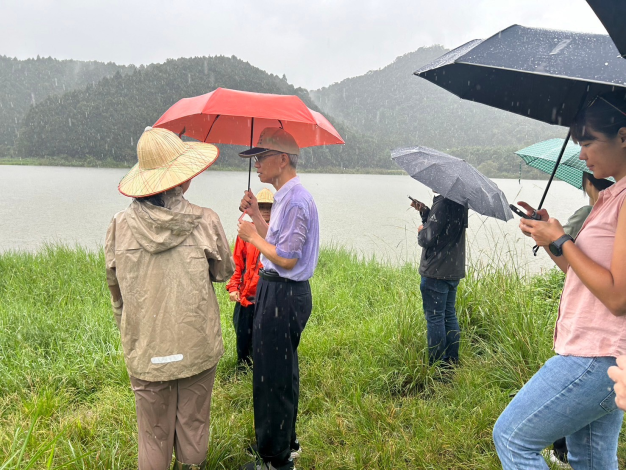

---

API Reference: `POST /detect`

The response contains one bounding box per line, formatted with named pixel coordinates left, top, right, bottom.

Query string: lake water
left=0, top=166, right=589, bottom=274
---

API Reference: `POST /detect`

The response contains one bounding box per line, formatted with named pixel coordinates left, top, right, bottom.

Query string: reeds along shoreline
left=0, top=244, right=622, bottom=468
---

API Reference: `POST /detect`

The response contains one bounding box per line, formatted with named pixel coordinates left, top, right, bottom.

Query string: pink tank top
left=555, top=176, right=626, bottom=357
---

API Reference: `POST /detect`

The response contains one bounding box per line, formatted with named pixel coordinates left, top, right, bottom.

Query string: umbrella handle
left=247, top=158, right=252, bottom=191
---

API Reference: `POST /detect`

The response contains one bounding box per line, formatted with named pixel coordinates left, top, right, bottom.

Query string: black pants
left=253, top=277, right=312, bottom=467
left=233, top=302, right=255, bottom=365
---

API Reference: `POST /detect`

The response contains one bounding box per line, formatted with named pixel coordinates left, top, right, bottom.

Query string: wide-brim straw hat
left=256, top=188, right=274, bottom=204
left=118, top=127, right=219, bottom=197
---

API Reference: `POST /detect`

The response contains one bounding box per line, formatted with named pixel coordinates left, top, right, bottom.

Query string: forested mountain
left=0, top=56, right=130, bottom=153
left=5, top=47, right=567, bottom=176
left=14, top=55, right=390, bottom=170
left=311, top=45, right=568, bottom=175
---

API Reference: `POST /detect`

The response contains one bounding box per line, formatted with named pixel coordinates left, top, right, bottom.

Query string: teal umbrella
left=516, top=138, right=594, bottom=190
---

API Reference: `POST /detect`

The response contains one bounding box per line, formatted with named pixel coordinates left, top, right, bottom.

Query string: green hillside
left=5, top=47, right=571, bottom=176
left=14, top=55, right=390, bottom=170
left=0, top=56, right=130, bottom=153
left=310, top=46, right=568, bottom=177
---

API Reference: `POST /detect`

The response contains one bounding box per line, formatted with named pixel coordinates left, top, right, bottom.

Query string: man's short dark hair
left=288, top=154, right=298, bottom=168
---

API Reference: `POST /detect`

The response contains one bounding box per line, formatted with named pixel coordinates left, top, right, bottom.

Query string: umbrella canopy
left=517, top=139, right=588, bottom=189
left=587, top=0, right=626, bottom=58
left=154, top=87, right=345, bottom=148
left=516, top=139, right=615, bottom=189
left=392, top=146, right=513, bottom=222
left=414, top=25, right=626, bottom=127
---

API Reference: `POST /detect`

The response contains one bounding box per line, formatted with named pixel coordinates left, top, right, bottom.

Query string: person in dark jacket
left=412, top=194, right=468, bottom=366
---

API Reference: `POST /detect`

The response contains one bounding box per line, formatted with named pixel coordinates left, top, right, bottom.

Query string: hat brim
left=238, top=147, right=275, bottom=158
left=118, top=142, right=219, bottom=197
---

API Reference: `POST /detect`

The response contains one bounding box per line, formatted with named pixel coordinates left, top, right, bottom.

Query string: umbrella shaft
left=537, top=130, right=571, bottom=210
left=248, top=158, right=252, bottom=190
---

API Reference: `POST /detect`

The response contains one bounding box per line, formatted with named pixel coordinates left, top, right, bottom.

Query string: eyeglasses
left=253, top=152, right=282, bottom=163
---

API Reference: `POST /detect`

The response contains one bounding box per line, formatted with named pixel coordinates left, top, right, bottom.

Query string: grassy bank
left=0, top=245, right=622, bottom=469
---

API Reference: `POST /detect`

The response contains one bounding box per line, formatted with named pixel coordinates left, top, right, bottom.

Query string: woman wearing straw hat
left=226, top=188, right=274, bottom=368
left=105, top=127, right=234, bottom=470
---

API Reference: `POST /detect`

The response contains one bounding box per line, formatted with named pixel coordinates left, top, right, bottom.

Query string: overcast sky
left=2, top=0, right=608, bottom=90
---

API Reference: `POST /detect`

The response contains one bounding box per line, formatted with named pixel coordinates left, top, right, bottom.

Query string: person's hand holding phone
left=517, top=202, right=549, bottom=221
left=514, top=201, right=547, bottom=237
left=516, top=201, right=565, bottom=246
left=521, top=217, right=566, bottom=247
left=409, top=196, right=429, bottom=217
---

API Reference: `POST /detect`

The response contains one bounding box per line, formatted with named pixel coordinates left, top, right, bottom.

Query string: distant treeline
left=1, top=50, right=567, bottom=177
left=0, top=55, right=131, bottom=153
left=10, top=55, right=394, bottom=170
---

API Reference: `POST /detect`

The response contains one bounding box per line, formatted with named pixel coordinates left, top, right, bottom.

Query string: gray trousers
left=130, top=365, right=217, bottom=470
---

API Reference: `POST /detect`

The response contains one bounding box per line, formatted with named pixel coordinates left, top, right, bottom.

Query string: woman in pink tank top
left=493, top=91, right=626, bottom=470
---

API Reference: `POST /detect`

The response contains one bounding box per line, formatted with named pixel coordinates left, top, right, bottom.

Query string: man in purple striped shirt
left=237, top=128, right=319, bottom=470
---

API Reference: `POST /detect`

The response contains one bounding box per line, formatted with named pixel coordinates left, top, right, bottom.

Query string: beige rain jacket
left=105, top=187, right=234, bottom=382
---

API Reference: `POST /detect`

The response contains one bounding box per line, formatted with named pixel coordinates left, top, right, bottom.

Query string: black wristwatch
left=549, top=234, right=574, bottom=257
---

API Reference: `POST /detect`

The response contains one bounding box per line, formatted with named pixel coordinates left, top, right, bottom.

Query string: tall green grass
left=0, top=245, right=622, bottom=469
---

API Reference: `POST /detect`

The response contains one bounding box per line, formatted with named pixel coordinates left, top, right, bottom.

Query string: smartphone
left=408, top=195, right=420, bottom=204
left=509, top=204, right=541, bottom=220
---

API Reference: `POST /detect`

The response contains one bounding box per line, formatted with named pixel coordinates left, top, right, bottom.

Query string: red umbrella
left=153, top=87, right=345, bottom=187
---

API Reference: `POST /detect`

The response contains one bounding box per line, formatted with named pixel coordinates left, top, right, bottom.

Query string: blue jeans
left=493, top=355, right=623, bottom=470
left=419, top=277, right=460, bottom=364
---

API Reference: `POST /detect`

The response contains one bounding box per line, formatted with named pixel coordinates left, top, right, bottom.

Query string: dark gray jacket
left=418, top=195, right=467, bottom=280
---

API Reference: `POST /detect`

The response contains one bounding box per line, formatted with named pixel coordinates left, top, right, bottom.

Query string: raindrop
left=68, top=118, right=72, bottom=127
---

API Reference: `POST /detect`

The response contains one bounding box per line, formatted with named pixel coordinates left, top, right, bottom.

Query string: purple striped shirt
left=261, top=176, right=319, bottom=281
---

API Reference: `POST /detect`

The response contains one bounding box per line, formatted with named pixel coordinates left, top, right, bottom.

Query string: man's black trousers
left=253, top=277, right=312, bottom=467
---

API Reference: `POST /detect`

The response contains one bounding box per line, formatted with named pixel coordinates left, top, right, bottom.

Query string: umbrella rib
left=203, top=114, right=221, bottom=143
left=454, top=61, right=622, bottom=89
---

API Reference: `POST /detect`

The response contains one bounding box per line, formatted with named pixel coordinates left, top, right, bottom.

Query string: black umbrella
left=392, top=146, right=513, bottom=222
left=414, top=24, right=626, bottom=212
left=587, top=0, right=626, bottom=58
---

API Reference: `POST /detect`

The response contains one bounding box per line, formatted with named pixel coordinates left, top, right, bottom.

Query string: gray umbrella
left=392, top=146, right=513, bottom=222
